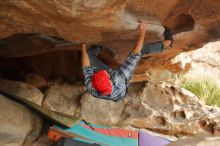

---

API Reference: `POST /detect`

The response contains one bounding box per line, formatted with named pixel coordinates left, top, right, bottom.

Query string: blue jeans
left=141, top=41, right=164, bottom=55
left=87, top=41, right=164, bottom=73
left=87, top=45, right=113, bottom=73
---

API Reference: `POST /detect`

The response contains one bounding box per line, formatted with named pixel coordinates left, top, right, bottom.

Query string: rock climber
left=81, top=20, right=173, bottom=101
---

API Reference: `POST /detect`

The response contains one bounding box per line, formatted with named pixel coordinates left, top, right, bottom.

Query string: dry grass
left=181, top=76, right=220, bottom=107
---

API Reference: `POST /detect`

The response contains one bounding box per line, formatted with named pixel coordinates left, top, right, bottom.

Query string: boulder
left=1, top=0, right=220, bottom=78
left=23, top=73, right=48, bottom=90
left=43, top=83, right=86, bottom=116
left=0, top=93, right=42, bottom=146
left=168, top=133, right=220, bottom=146
left=60, top=81, right=220, bottom=136
left=0, top=50, right=83, bottom=82
left=118, top=82, right=220, bottom=136
left=144, top=41, right=220, bottom=86
left=80, top=93, right=125, bottom=125
left=183, top=41, right=220, bottom=85
left=1, top=0, right=219, bottom=46
left=0, top=79, right=44, bottom=105
left=32, top=133, right=52, bottom=146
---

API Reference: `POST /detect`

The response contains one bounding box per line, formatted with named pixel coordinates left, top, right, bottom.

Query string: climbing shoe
left=163, top=26, right=173, bottom=47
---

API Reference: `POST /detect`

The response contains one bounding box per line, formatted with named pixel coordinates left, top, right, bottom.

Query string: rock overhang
left=0, top=0, right=220, bottom=80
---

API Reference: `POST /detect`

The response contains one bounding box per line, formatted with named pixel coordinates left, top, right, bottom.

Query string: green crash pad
left=0, top=90, right=80, bottom=128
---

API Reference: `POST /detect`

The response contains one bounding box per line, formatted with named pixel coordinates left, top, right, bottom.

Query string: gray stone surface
left=43, top=83, right=86, bottom=116
left=168, top=133, right=220, bottom=146
left=23, top=73, right=48, bottom=90
left=80, top=93, right=125, bottom=125
left=118, top=82, right=220, bottom=135
left=0, top=93, right=42, bottom=146
left=0, top=79, right=44, bottom=106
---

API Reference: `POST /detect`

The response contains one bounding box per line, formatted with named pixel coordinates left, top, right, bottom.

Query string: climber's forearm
left=81, top=44, right=90, bottom=67
left=132, top=32, right=146, bottom=54
left=132, top=20, right=147, bottom=54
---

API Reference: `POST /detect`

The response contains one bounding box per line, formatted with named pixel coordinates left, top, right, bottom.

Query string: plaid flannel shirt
left=82, top=53, right=142, bottom=101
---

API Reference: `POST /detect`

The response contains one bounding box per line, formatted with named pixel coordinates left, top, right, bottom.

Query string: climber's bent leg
left=141, top=41, right=164, bottom=55
left=87, top=45, right=112, bottom=73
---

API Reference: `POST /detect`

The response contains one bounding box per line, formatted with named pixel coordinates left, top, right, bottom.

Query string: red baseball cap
left=92, top=70, right=112, bottom=96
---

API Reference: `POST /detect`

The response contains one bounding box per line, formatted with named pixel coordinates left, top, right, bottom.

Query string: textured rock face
left=43, top=83, right=86, bottom=116
left=0, top=93, right=42, bottom=146
left=80, top=93, right=125, bottom=125
left=0, top=78, right=220, bottom=142
left=140, top=41, right=220, bottom=84
left=7, top=78, right=217, bottom=136
left=0, top=79, right=44, bottom=105
left=183, top=41, right=220, bottom=84
left=0, top=50, right=83, bottom=82
left=42, top=81, right=220, bottom=135
left=1, top=0, right=220, bottom=79
left=1, top=0, right=220, bottom=45
left=120, top=82, right=220, bottom=135
left=168, top=133, right=220, bottom=146
left=23, top=73, right=48, bottom=90
left=143, top=41, right=220, bottom=85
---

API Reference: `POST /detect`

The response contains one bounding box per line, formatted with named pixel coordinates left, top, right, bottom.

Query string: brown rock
left=0, top=0, right=220, bottom=78
left=0, top=79, right=44, bottom=105
left=72, top=81, right=220, bottom=136
left=119, top=82, right=220, bottom=136
left=0, top=93, right=42, bottom=146
left=0, top=33, right=81, bottom=57
left=43, top=83, right=86, bottom=116
left=168, top=133, right=220, bottom=146
left=80, top=93, right=125, bottom=125
left=183, top=41, right=220, bottom=85
left=23, top=73, right=48, bottom=90
left=0, top=50, right=83, bottom=82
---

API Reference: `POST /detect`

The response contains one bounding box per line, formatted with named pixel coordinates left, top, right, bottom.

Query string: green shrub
left=181, top=77, right=220, bottom=107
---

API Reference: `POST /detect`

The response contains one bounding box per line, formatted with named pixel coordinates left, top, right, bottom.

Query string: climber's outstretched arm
left=81, top=44, right=90, bottom=67
left=132, top=20, right=147, bottom=54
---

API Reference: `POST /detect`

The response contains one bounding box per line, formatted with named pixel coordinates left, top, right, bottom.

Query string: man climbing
left=81, top=20, right=173, bottom=101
